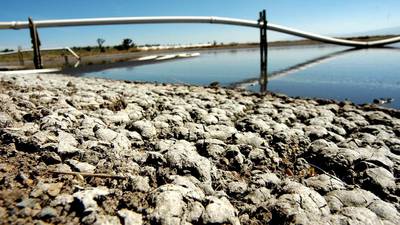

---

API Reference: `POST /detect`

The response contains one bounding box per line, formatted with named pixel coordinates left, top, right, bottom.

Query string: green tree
left=122, top=38, right=132, bottom=50
left=114, top=38, right=136, bottom=51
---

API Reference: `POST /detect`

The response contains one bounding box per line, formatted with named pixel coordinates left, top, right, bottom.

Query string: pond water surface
left=83, top=44, right=400, bottom=109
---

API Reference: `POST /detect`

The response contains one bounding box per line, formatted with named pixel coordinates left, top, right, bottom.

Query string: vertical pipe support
left=17, top=46, right=24, bottom=66
left=259, top=10, right=268, bottom=92
left=62, top=49, right=70, bottom=67
left=28, top=17, right=43, bottom=69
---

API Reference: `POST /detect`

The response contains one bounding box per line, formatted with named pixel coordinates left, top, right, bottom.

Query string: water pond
left=83, top=44, right=400, bottom=109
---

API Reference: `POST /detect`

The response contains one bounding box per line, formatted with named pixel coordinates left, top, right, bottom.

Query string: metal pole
left=62, top=49, right=69, bottom=67
left=28, top=17, right=43, bottom=69
left=259, top=10, right=268, bottom=93
left=17, top=46, right=24, bottom=66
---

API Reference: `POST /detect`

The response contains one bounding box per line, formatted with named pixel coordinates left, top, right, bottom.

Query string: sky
left=0, top=0, right=399, bottom=49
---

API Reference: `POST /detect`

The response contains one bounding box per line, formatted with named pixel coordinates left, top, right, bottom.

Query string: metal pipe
left=266, top=23, right=400, bottom=47
left=0, top=68, right=61, bottom=75
left=0, top=16, right=399, bottom=47
left=64, top=47, right=80, bottom=60
left=267, top=23, right=364, bottom=47
left=0, top=16, right=259, bottom=29
left=259, top=10, right=268, bottom=93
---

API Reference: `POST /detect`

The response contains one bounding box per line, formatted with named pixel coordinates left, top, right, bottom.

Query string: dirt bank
left=0, top=73, right=399, bottom=224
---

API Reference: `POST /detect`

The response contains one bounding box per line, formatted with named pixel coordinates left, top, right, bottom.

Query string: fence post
left=17, top=46, right=24, bottom=66
left=258, top=10, right=268, bottom=93
left=28, top=17, right=43, bottom=69
left=63, top=49, right=70, bottom=67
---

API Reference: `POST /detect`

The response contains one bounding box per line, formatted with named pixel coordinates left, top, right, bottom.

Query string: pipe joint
left=11, top=21, right=18, bottom=29
left=209, top=17, right=216, bottom=24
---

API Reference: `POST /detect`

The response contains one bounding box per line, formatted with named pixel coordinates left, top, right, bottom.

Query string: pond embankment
left=0, top=73, right=399, bottom=224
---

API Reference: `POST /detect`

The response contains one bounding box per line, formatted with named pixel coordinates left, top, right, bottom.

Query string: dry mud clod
left=0, top=74, right=399, bottom=225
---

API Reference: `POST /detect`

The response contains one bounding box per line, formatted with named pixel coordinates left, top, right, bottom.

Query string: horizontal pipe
left=0, top=68, right=61, bottom=75
left=0, top=16, right=399, bottom=47
left=0, top=16, right=260, bottom=29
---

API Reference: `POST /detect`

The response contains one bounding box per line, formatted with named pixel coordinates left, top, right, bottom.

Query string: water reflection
left=267, top=46, right=399, bottom=107
left=259, top=71, right=268, bottom=93
left=234, top=47, right=361, bottom=92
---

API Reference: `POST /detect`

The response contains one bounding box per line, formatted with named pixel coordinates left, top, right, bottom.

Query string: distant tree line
left=1, top=38, right=226, bottom=54
left=72, top=38, right=137, bottom=52
left=1, top=48, right=13, bottom=52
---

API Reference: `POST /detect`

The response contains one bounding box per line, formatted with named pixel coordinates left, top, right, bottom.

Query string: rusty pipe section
left=0, top=16, right=399, bottom=47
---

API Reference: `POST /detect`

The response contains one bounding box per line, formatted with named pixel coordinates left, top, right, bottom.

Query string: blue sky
left=0, top=0, right=399, bottom=49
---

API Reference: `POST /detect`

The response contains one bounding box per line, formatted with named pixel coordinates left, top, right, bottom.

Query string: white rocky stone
left=202, top=196, right=239, bottom=225
left=73, top=187, right=110, bottom=213
left=118, top=209, right=143, bottom=225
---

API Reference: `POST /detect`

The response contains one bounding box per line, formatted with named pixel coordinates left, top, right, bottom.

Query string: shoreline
left=62, top=46, right=260, bottom=75
left=0, top=72, right=399, bottom=224
left=1, top=34, right=396, bottom=70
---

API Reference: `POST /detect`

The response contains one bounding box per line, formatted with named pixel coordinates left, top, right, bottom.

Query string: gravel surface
left=0, top=73, right=399, bottom=225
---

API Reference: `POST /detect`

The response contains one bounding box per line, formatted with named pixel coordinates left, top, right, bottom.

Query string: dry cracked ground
left=0, top=73, right=399, bottom=225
